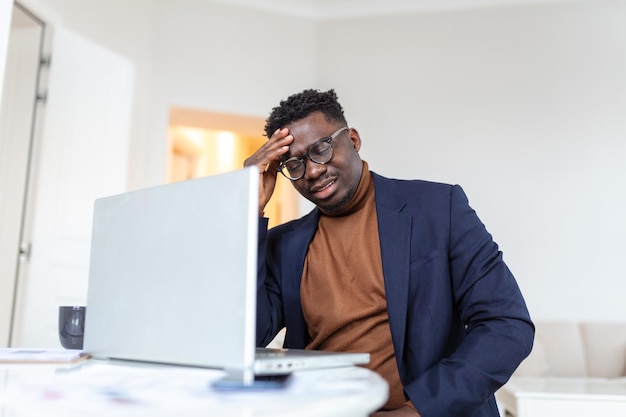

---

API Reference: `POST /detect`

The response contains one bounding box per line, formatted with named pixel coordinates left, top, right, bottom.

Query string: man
left=244, top=89, right=533, bottom=417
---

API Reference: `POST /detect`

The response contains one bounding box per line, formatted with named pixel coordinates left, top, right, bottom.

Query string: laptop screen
left=83, top=167, right=259, bottom=370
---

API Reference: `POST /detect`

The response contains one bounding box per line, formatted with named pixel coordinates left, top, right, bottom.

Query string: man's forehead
left=284, top=136, right=315, bottom=158
left=286, top=115, right=337, bottom=151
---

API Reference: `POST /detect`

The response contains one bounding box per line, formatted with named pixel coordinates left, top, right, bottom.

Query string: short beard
left=314, top=181, right=358, bottom=216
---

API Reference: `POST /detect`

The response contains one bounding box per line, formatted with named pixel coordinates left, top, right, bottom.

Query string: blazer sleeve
left=404, top=185, right=534, bottom=417
left=255, top=217, right=284, bottom=347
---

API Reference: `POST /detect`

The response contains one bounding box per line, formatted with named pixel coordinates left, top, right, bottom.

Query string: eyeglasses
left=277, top=127, right=349, bottom=181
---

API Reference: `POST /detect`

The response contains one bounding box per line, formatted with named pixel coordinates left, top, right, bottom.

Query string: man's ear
left=348, top=128, right=362, bottom=152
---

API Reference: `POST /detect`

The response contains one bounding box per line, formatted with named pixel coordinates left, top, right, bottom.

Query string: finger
left=266, top=129, right=293, bottom=157
left=244, top=131, right=292, bottom=169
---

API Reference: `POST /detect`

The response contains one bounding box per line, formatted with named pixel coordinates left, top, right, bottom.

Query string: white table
left=496, top=376, right=626, bottom=417
left=0, top=359, right=388, bottom=417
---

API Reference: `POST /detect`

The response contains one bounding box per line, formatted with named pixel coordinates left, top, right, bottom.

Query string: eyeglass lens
left=284, top=140, right=333, bottom=179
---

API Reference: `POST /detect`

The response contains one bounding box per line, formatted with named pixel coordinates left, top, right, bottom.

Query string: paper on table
left=0, top=348, right=90, bottom=363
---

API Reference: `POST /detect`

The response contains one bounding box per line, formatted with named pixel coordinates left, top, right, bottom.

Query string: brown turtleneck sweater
left=300, top=161, right=416, bottom=413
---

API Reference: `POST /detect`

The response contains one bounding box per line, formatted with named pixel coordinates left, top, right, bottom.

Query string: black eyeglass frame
left=277, top=126, right=349, bottom=181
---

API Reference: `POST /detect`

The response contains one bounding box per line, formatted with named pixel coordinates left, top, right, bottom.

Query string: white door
left=0, top=6, right=44, bottom=347
left=10, top=26, right=135, bottom=348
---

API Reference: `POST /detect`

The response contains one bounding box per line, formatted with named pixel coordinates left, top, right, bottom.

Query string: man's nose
left=303, top=158, right=326, bottom=180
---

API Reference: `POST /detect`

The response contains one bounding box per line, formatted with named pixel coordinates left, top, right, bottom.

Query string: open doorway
left=168, top=107, right=301, bottom=228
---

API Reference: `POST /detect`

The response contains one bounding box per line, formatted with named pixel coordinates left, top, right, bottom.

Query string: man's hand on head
left=243, top=128, right=293, bottom=216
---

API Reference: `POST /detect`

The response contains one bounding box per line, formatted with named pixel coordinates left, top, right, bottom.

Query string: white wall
left=146, top=0, right=317, bottom=187
left=317, top=0, right=626, bottom=321
left=11, top=0, right=625, bottom=322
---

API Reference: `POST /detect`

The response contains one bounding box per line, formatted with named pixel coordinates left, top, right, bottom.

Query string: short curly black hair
left=264, top=89, right=348, bottom=138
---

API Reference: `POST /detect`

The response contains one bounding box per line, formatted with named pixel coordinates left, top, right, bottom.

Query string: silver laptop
left=83, top=166, right=369, bottom=386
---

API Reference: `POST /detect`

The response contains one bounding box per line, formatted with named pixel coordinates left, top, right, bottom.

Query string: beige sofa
left=513, top=321, right=626, bottom=378
left=496, top=321, right=626, bottom=417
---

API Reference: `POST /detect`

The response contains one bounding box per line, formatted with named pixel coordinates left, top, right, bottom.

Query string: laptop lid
left=83, top=166, right=259, bottom=371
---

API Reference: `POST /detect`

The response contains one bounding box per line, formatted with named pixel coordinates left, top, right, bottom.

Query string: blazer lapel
left=372, top=173, right=411, bottom=372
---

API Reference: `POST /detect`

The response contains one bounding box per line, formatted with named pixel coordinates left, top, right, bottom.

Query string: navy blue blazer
left=256, top=172, right=534, bottom=417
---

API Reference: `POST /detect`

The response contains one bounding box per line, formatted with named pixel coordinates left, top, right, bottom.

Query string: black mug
left=58, top=306, right=86, bottom=349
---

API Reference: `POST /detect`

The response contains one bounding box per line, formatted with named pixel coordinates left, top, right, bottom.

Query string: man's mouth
left=310, top=179, right=335, bottom=195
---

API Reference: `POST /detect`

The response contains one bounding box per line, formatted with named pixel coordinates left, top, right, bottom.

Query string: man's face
left=283, top=111, right=363, bottom=215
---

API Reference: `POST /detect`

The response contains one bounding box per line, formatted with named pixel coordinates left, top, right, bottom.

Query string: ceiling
left=205, top=0, right=590, bottom=18
left=10, top=0, right=593, bottom=24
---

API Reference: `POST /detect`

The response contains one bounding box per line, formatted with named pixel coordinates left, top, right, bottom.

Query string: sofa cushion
left=580, top=322, right=626, bottom=378
left=515, top=321, right=587, bottom=377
